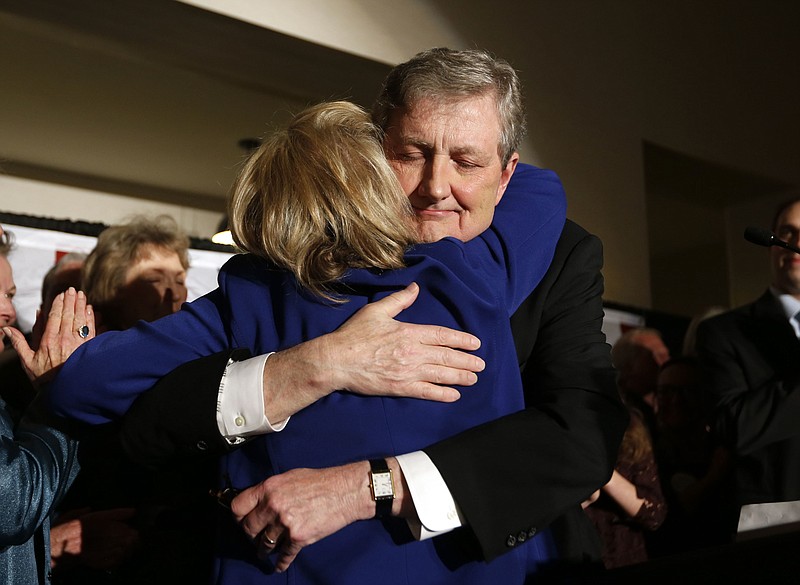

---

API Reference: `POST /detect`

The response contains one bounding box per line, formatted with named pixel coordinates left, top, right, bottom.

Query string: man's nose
left=417, top=157, right=450, bottom=202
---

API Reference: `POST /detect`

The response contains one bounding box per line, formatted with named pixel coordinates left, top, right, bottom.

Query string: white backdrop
left=4, top=220, right=642, bottom=348
left=2, top=222, right=234, bottom=332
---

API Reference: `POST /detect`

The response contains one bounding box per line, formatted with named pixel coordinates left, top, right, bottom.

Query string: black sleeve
left=696, top=314, right=800, bottom=455
left=118, top=349, right=251, bottom=469
left=424, top=224, right=628, bottom=561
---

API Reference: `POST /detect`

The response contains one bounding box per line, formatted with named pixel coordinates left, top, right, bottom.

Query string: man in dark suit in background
left=120, top=48, right=627, bottom=571
left=696, top=197, right=800, bottom=532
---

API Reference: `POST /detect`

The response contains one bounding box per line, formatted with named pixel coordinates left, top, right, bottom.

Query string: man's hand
left=262, top=283, right=485, bottom=422
left=231, top=461, right=378, bottom=573
left=3, top=287, right=95, bottom=386
left=324, top=282, right=485, bottom=400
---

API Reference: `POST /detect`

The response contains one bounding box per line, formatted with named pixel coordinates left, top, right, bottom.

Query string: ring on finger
left=77, top=325, right=90, bottom=339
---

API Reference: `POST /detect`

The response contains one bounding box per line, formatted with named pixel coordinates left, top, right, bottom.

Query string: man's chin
left=414, top=223, right=451, bottom=243
left=774, top=276, right=800, bottom=296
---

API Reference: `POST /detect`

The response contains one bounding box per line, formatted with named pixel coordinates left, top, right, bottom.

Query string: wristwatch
left=368, top=458, right=395, bottom=518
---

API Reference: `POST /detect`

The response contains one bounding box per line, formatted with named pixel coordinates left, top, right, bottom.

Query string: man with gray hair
left=53, top=48, right=627, bottom=582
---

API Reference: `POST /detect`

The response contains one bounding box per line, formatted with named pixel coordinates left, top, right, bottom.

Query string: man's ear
left=495, top=152, right=519, bottom=205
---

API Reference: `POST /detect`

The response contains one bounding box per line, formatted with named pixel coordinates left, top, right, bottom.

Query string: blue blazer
left=50, top=164, right=566, bottom=584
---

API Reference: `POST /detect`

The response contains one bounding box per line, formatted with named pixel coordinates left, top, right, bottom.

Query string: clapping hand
left=3, top=287, right=95, bottom=386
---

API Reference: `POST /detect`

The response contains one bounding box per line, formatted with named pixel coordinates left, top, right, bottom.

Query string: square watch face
left=372, top=471, right=394, bottom=498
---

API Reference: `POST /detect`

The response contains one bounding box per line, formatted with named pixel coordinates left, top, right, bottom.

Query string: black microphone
left=744, top=226, right=800, bottom=255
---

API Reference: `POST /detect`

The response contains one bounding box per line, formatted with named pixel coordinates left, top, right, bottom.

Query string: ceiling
left=0, top=0, right=392, bottom=212
left=3, top=0, right=798, bottom=217
left=2, top=0, right=799, bottom=315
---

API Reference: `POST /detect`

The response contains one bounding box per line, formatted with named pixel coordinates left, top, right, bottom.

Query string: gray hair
left=41, top=252, right=88, bottom=302
left=611, top=327, right=664, bottom=372
left=82, top=214, right=189, bottom=309
left=372, top=47, right=526, bottom=167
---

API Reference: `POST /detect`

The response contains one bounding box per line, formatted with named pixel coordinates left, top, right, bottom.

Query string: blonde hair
left=618, top=409, right=654, bottom=466
left=228, top=101, right=417, bottom=301
left=82, top=215, right=190, bottom=310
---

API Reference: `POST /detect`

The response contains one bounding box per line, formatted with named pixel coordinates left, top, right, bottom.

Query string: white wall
left=0, top=174, right=222, bottom=239
left=178, top=0, right=467, bottom=65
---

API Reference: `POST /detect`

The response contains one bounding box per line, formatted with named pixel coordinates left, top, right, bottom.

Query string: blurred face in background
left=112, top=244, right=187, bottom=330
left=634, top=332, right=671, bottom=368
left=656, top=362, right=703, bottom=431
left=41, top=259, right=85, bottom=318
left=0, top=255, right=17, bottom=350
left=618, top=332, right=671, bottom=399
left=770, top=201, right=800, bottom=298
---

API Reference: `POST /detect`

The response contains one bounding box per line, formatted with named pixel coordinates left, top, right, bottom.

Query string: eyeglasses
left=776, top=225, right=800, bottom=244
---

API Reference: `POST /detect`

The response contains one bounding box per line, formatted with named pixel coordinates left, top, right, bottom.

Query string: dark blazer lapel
left=750, top=290, right=800, bottom=370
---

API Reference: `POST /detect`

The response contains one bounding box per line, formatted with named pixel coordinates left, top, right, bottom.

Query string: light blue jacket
left=0, top=398, right=80, bottom=584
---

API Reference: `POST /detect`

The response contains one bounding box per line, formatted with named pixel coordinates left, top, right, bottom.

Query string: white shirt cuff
left=395, top=451, right=464, bottom=540
left=217, top=353, right=288, bottom=441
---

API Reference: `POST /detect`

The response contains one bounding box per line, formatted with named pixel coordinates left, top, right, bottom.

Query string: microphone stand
left=744, top=226, right=800, bottom=255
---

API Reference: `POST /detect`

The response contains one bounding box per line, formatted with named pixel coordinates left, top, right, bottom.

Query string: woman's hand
left=2, top=287, right=95, bottom=385
left=50, top=507, right=140, bottom=570
left=322, top=282, right=486, bottom=401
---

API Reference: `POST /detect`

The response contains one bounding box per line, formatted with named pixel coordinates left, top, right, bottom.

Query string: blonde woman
left=82, top=215, right=189, bottom=331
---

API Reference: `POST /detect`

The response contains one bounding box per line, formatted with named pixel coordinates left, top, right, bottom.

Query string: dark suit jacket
left=425, top=220, right=626, bottom=561
left=696, top=291, right=800, bottom=512
left=120, top=220, right=627, bottom=565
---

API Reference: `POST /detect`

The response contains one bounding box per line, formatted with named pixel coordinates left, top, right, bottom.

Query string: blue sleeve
left=48, top=288, right=230, bottom=425
left=0, top=403, right=79, bottom=545
left=486, top=162, right=567, bottom=313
